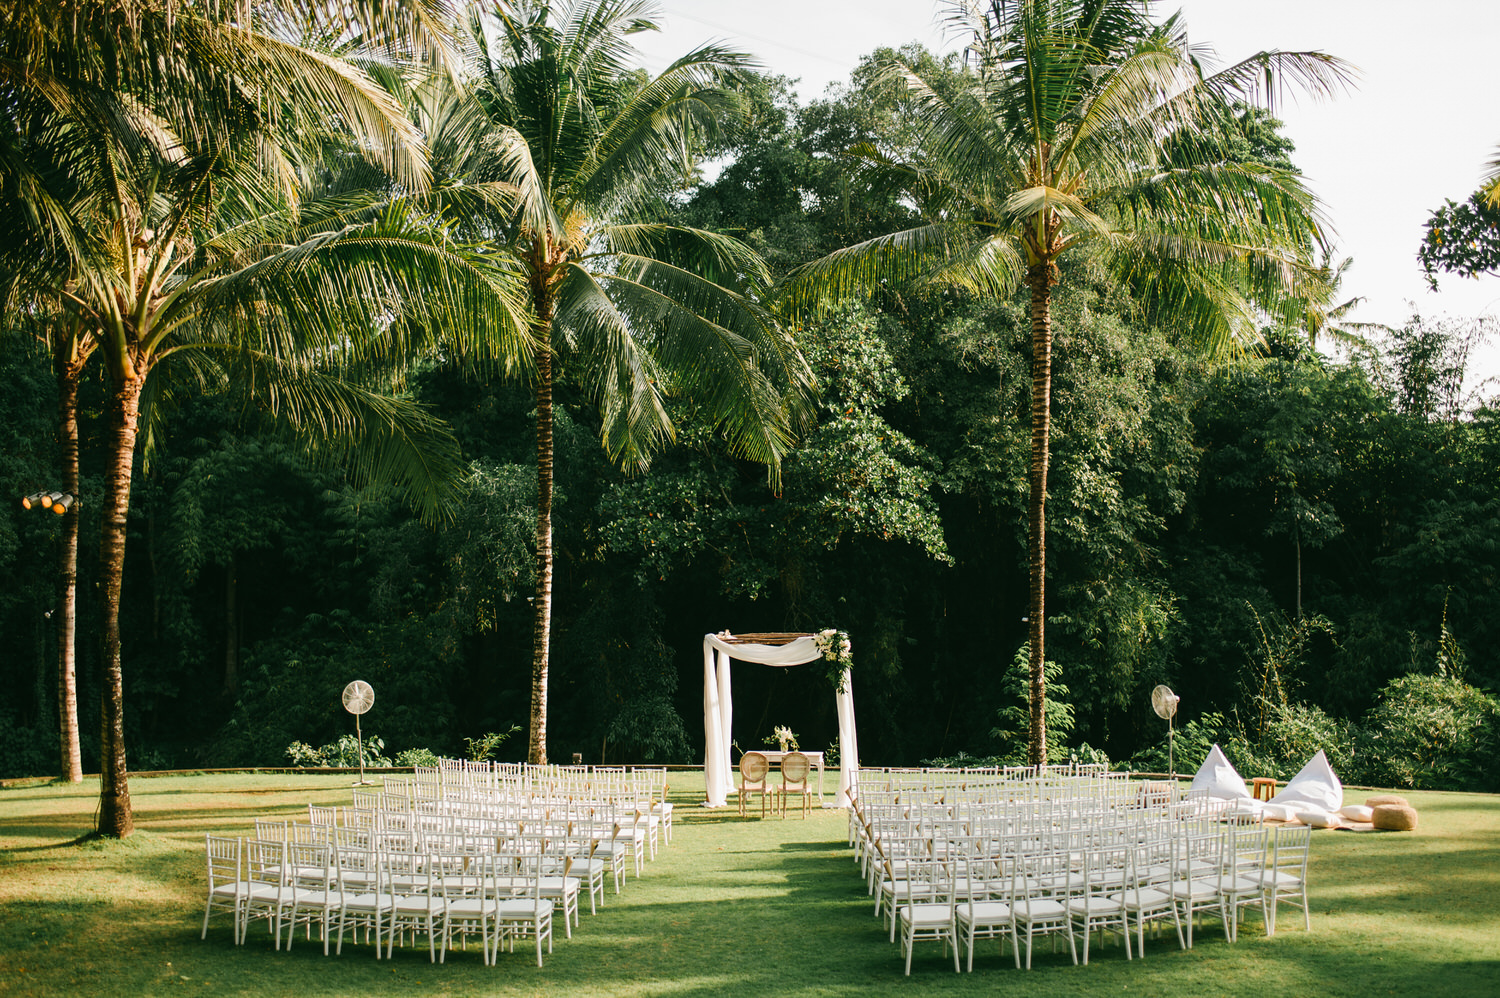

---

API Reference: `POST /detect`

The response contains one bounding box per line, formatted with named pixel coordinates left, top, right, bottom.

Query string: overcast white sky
left=632, top=1, right=1500, bottom=381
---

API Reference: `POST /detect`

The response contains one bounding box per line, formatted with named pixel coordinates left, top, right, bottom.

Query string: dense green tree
left=1419, top=142, right=1500, bottom=287
left=1419, top=192, right=1500, bottom=288
left=779, top=0, right=1348, bottom=763
left=0, top=0, right=522, bottom=834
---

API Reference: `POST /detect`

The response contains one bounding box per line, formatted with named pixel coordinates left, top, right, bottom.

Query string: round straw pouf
left=1371, top=804, right=1418, bottom=831
left=1365, top=794, right=1410, bottom=808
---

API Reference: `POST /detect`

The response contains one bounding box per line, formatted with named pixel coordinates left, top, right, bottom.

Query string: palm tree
left=1, top=0, right=527, bottom=835
left=780, top=0, right=1351, bottom=764
left=457, top=0, right=812, bottom=764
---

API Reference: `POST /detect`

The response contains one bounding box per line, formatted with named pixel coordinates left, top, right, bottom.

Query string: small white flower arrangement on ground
left=813, top=628, right=853, bottom=692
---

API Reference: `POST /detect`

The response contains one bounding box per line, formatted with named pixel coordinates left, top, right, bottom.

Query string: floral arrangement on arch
left=813, top=628, right=853, bottom=692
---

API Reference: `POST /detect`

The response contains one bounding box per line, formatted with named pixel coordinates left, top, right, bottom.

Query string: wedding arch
left=702, top=631, right=861, bottom=808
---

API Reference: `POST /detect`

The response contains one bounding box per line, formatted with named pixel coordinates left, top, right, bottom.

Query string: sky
left=631, top=1, right=1500, bottom=382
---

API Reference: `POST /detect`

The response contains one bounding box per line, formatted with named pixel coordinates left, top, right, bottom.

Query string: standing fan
left=341, top=680, right=375, bottom=785
left=1150, top=685, right=1181, bottom=777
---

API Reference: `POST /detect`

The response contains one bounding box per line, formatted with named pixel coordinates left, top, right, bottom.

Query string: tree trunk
left=54, top=354, right=84, bottom=783
left=529, top=314, right=554, bottom=766
left=223, top=554, right=238, bottom=696
left=98, top=370, right=146, bottom=837
left=1025, top=263, right=1057, bottom=768
left=1294, top=529, right=1303, bottom=621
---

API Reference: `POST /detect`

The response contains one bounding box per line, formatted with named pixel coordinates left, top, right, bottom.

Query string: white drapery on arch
left=702, top=632, right=861, bottom=808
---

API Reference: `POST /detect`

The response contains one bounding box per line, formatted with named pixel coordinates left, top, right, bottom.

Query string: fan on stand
left=1150, top=685, right=1181, bottom=777
left=341, top=680, right=375, bottom=786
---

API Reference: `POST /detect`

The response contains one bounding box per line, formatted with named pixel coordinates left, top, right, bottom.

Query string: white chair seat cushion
left=1255, top=870, right=1303, bottom=889
left=446, top=897, right=496, bottom=917
left=956, top=900, right=1013, bottom=924
left=1110, top=887, right=1173, bottom=908
left=1170, top=879, right=1220, bottom=901
left=1066, top=895, right=1126, bottom=916
left=1015, top=899, right=1067, bottom=919
left=392, top=895, right=445, bottom=914
left=901, top=903, right=955, bottom=927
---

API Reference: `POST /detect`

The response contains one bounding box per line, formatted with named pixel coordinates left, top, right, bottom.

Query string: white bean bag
left=1339, top=804, right=1374, bottom=822
left=1268, top=749, right=1344, bottom=812
left=1189, top=743, right=1251, bottom=800
left=1296, top=807, right=1341, bottom=828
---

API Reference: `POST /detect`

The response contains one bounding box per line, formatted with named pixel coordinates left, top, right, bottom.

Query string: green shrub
left=464, top=727, right=521, bottom=762
left=394, top=747, right=440, bottom=768
left=1361, top=672, right=1500, bottom=791
left=284, top=734, right=391, bottom=768
left=991, top=643, right=1075, bottom=763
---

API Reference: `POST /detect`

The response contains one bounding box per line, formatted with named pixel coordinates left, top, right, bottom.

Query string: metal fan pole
left=1168, top=714, right=1175, bottom=778
left=355, top=712, right=367, bottom=786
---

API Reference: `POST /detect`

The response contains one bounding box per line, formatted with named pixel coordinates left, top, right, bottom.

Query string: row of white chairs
left=259, top=814, right=611, bottom=920
left=851, top=780, right=1311, bottom=973
left=202, top=835, right=564, bottom=965
left=407, top=762, right=674, bottom=846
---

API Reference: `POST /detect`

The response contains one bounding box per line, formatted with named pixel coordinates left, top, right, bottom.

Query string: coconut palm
left=1278, top=247, right=1392, bottom=353
left=456, top=0, right=812, bottom=763
left=779, top=0, right=1351, bottom=764
left=1483, top=143, right=1500, bottom=207
left=1, top=0, right=528, bottom=835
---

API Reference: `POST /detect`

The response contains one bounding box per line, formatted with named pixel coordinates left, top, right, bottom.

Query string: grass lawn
left=2, top=772, right=1497, bottom=997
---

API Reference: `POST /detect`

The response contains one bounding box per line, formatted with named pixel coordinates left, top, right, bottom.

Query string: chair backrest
left=205, top=833, right=241, bottom=885
left=782, top=752, right=811, bottom=785
left=287, top=841, right=334, bottom=889
left=740, top=752, right=770, bottom=785
left=1266, top=823, right=1311, bottom=880
left=245, top=838, right=288, bottom=890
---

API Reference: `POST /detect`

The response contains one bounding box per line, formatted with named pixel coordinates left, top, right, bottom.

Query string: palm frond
left=775, top=221, right=1017, bottom=318
left=1482, top=143, right=1500, bottom=208
left=213, top=350, right=467, bottom=524
left=589, top=259, right=804, bottom=474
left=1196, top=49, right=1358, bottom=115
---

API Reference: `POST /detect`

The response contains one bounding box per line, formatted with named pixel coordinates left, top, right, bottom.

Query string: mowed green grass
left=1, top=773, right=1497, bottom=998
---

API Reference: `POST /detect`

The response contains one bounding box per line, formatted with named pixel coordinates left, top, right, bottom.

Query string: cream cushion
left=1296, top=808, right=1341, bottom=828
left=1339, top=804, right=1374, bottom=822
left=1260, top=803, right=1300, bottom=822
left=1189, top=744, right=1251, bottom=800
left=1268, top=750, right=1344, bottom=811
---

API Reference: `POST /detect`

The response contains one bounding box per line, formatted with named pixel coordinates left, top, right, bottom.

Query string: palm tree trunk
left=223, top=553, right=238, bottom=696
left=98, top=371, right=145, bottom=837
left=1025, top=263, right=1058, bottom=767
left=529, top=314, right=554, bottom=766
left=54, top=352, right=84, bottom=784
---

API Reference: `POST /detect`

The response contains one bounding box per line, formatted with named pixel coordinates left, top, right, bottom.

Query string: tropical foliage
left=776, top=0, right=1351, bottom=763
left=2, top=3, right=1497, bottom=800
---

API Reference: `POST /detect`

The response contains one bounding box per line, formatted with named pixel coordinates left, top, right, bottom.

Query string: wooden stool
left=1251, top=777, right=1277, bottom=801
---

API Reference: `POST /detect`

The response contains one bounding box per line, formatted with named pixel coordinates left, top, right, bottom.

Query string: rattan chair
left=779, top=751, right=814, bottom=818
left=738, top=751, right=772, bottom=817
